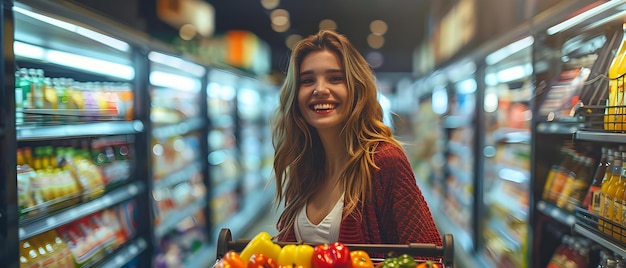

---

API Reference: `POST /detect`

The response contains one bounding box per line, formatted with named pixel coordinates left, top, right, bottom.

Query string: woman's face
left=297, top=49, right=349, bottom=133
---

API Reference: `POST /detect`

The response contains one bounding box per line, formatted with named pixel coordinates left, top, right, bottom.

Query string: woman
left=272, top=30, right=441, bottom=246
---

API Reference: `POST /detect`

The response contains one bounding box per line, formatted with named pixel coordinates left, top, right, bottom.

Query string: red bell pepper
left=311, top=242, right=351, bottom=268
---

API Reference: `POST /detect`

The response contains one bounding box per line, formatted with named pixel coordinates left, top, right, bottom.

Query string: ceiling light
left=260, top=0, right=280, bottom=10
left=179, top=24, right=197, bottom=40
left=367, top=34, right=385, bottom=49
left=270, top=9, right=289, bottom=26
left=272, top=21, right=290, bottom=32
left=285, top=34, right=302, bottom=49
left=370, top=20, right=388, bottom=36
left=14, top=6, right=131, bottom=52
left=366, top=51, right=384, bottom=69
left=547, top=1, right=626, bottom=35
left=319, top=19, right=337, bottom=31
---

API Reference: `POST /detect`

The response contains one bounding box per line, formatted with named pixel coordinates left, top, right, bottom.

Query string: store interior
left=5, top=0, right=626, bottom=268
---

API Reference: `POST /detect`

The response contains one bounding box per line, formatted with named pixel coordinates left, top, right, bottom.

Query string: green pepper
left=381, top=257, right=400, bottom=268
left=396, top=254, right=417, bottom=268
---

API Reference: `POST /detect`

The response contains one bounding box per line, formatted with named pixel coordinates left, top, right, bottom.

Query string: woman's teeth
left=313, top=103, right=335, bottom=110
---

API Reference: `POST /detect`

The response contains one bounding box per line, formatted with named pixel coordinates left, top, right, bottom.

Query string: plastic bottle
left=552, top=152, right=583, bottom=204
left=584, top=147, right=609, bottom=212
left=603, top=149, right=624, bottom=235
left=601, top=149, right=623, bottom=233
left=606, top=23, right=626, bottom=130
left=556, top=154, right=587, bottom=209
left=612, top=152, right=626, bottom=240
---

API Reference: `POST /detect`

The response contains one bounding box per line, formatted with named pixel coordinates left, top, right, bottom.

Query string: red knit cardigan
left=276, top=142, right=442, bottom=246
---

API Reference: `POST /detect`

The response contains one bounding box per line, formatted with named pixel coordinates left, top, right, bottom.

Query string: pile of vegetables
left=215, top=232, right=441, bottom=268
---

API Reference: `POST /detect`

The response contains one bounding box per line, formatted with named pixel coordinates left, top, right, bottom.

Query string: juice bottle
left=20, top=239, right=41, bottom=268
left=543, top=146, right=574, bottom=201
left=611, top=151, right=626, bottom=240
left=606, top=23, right=626, bottom=131
left=584, top=147, right=609, bottom=212
left=550, top=151, right=581, bottom=203
left=603, top=149, right=624, bottom=236
left=563, top=156, right=594, bottom=211
left=556, top=154, right=585, bottom=209
left=29, top=69, right=45, bottom=109
left=601, top=149, right=622, bottom=233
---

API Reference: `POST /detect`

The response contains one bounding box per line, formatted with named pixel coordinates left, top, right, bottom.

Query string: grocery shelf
left=536, top=200, right=576, bottom=226
left=575, top=130, right=626, bottom=143
left=536, top=121, right=583, bottom=135
left=155, top=197, right=207, bottom=238
left=100, top=237, right=148, bottom=268
left=19, top=181, right=145, bottom=240
left=573, top=224, right=626, bottom=258
left=204, top=187, right=275, bottom=262
left=491, top=128, right=531, bottom=144
left=211, top=178, right=238, bottom=197
left=184, top=245, right=217, bottom=268
left=153, top=160, right=203, bottom=189
left=211, top=187, right=275, bottom=241
left=17, top=120, right=144, bottom=141
left=443, top=115, right=473, bottom=129
left=152, top=117, right=205, bottom=140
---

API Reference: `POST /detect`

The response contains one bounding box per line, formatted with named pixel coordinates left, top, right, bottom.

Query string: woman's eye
left=329, top=76, right=344, bottom=83
left=300, top=78, right=314, bottom=84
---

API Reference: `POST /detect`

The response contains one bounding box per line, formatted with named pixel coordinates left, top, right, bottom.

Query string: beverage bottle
left=584, top=147, right=610, bottom=211
left=556, top=154, right=586, bottom=209
left=606, top=23, right=626, bottom=130
left=545, top=146, right=576, bottom=202
left=612, top=152, right=626, bottom=240
left=552, top=152, right=582, bottom=204
left=564, top=156, right=595, bottom=211
left=602, top=149, right=624, bottom=235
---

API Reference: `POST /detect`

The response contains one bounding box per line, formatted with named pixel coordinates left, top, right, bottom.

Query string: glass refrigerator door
left=440, top=70, right=478, bottom=253
left=206, top=69, right=242, bottom=233
left=13, top=2, right=146, bottom=267
left=480, top=38, right=534, bottom=267
left=148, top=52, right=209, bottom=267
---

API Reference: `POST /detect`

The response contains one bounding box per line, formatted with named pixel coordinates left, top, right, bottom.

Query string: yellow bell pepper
left=240, top=232, right=282, bottom=263
left=277, top=244, right=315, bottom=268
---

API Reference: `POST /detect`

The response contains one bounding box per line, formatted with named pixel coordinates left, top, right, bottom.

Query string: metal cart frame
left=216, top=228, right=454, bottom=267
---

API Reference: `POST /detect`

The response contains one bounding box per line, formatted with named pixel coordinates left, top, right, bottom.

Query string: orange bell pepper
left=216, top=251, right=246, bottom=268
left=350, top=250, right=374, bottom=268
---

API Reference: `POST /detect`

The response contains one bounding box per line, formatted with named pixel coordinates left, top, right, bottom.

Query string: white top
left=294, top=193, right=344, bottom=244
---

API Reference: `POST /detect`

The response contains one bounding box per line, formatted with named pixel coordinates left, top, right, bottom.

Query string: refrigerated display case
left=206, top=69, right=276, bottom=244
left=5, top=1, right=153, bottom=267
left=531, top=2, right=626, bottom=267
left=148, top=51, right=210, bottom=267
left=480, top=36, right=534, bottom=268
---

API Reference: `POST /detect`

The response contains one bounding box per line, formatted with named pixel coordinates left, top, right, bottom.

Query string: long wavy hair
left=272, top=30, right=401, bottom=238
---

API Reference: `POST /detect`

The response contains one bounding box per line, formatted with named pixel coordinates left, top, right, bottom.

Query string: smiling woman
left=271, top=30, right=442, bottom=249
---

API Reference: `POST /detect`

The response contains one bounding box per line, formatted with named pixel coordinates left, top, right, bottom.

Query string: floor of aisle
left=241, top=203, right=283, bottom=239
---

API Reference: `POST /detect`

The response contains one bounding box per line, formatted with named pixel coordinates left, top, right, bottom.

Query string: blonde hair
left=272, top=30, right=401, bottom=238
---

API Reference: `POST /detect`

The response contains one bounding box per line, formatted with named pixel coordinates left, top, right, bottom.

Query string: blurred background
left=3, top=0, right=626, bottom=267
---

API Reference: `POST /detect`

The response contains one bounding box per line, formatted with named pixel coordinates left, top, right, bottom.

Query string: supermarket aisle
left=241, top=202, right=283, bottom=239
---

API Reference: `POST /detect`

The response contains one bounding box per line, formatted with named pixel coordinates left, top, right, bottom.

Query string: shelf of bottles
left=440, top=65, right=478, bottom=253
left=236, top=76, right=277, bottom=196
left=479, top=37, right=534, bottom=267
left=11, top=1, right=149, bottom=267
left=148, top=51, right=209, bottom=267
left=206, top=69, right=242, bottom=232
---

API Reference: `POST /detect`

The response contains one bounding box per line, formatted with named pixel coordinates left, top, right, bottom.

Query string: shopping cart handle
left=216, top=228, right=454, bottom=268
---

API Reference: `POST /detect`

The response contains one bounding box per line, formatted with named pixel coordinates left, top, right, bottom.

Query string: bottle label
left=591, top=188, right=602, bottom=213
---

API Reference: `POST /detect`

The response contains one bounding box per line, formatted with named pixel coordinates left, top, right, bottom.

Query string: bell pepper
left=248, top=253, right=279, bottom=268
left=216, top=250, right=247, bottom=268
left=415, top=261, right=436, bottom=268
left=240, top=232, right=282, bottom=263
left=311, top=242, right=351, bottom=268
left=350, top=250, right=374, bottom=268
left=277, top=244, right=315, bottom=268
left=396, top=254, right=417, bottom=268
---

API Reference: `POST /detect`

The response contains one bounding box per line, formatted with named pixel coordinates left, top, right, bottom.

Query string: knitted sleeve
left=373, top=143, right=443, bottom=246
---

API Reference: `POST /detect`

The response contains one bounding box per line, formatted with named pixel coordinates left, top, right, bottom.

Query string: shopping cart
left=215, top=228, right=454, bottom=268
